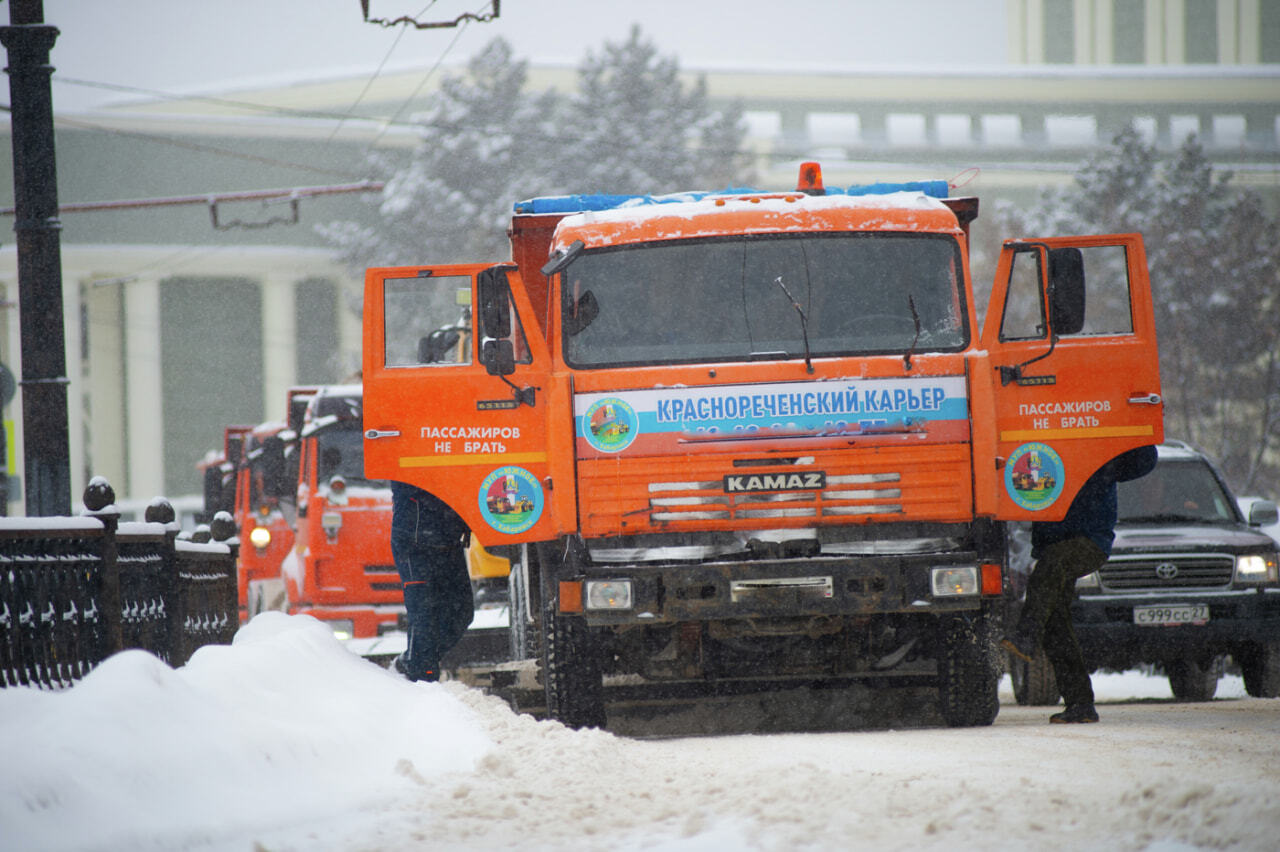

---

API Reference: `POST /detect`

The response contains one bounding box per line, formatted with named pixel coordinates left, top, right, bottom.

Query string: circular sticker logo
left=1005, top=442, right=1065, bottom=511
left=583, top=397, right=638, bottom=453
left=478, top=466, right=544, bottom=534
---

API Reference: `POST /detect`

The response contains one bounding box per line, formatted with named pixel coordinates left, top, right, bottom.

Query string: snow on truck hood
left=551, top=191, right=961, bottom=252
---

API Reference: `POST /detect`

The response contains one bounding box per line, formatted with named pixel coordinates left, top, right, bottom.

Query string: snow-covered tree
left=318, top=30, right=752, bottom=271
left=554, top=24, right=752, bottom=194
left=994, top=128, right=1280, bottom=495
left=317, top=38, right=560, bottom=270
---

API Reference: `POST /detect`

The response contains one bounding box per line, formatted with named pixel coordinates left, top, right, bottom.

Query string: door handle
left=1127, top=393, right=1162, bottom=405
left=364, top=429, right=401, bottom=439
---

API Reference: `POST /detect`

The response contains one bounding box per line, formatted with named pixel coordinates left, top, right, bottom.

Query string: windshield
left=561, top=233, right=967, bottom=368
left=316, top=427, right=384, bottom=487
left=1118, top=459, right=1238, bottom=524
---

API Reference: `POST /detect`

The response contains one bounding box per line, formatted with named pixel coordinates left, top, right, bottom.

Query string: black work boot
left=1049, top=703, right=1099, bottom=724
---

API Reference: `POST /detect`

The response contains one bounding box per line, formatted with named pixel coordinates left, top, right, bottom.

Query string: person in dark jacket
left=390, top=481, right=474, bottom=682
left=1002, top=445, right=1158, bottom=723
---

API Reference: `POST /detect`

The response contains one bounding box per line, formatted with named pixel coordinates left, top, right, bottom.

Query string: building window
left=1263, top=1, right=1280, bottom=63
left=1184, top=0, right=1218, bottom=63
left=1044, top=0, right=1075, bottom=63
left=1113, top=0, right=1145, bottom=64
left=295, top=279, right=340, bottom=384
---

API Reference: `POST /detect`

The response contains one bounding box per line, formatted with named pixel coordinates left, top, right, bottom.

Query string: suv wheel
left=1166, top=657, right=1221, bottom=701
left=1009, top=648, right=1060, bottom=706
left=1240, top=641, right=1280, bottom=698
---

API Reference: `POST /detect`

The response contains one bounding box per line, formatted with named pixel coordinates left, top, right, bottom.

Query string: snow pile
left=2, top=613, right=1277, bottom=852
left=0, top=614, right=490, bottom=851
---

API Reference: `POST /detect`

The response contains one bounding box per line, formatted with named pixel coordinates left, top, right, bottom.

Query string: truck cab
left=361, top=163, right=1163, bottom=727
left=282, top=384, right=402, bottom=640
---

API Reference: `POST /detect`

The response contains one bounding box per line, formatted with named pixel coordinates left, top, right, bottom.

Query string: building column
left=83, top=277, right=126, bottom=497
left=1236, top=0, right=1260, bottom=63
left=337, top=281, right=362, bottom=382
left=1164, top=0, right=1187, bottom=63
left=260, top=273, right=297, bottom=423
left=123, top=276, right=165, bottom=499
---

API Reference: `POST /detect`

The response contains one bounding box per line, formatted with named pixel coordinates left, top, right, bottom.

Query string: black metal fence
left=0, top=479, right=239, bottom=688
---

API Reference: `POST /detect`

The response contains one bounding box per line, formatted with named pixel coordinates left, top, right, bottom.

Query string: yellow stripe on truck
left=399, top=452, right=548, bottom=468
left=1000, top=425, right=1155, bottom=442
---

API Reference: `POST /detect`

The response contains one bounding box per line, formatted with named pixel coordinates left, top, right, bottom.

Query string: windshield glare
left=561, top=234, right=967, bottom=367
left=1118, top=460, right=1237, bottom=523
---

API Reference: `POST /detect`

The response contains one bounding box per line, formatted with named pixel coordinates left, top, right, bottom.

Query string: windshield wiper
left=904, top=294, right=921, bottom=371
left=772, top=276, right=814, bottom=374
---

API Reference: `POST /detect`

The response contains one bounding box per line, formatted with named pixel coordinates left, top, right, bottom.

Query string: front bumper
left=567, top=552, right=991, bottom=626
left=1072, top=588, right=1280, bottom=667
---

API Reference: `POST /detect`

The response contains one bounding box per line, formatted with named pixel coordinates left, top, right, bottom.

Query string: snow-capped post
left=0, top=0, right=71, bottom=516
left=81, top=477, right=122, bottom=656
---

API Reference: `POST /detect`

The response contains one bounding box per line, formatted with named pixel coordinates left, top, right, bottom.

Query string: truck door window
left=1000, top=244, right=1135, bottom=341
left=383, top=274, right=473, bottom=367
left=1070, top=244, right=1133, bottom=336
left=999, top=249, right=1047, bottom=341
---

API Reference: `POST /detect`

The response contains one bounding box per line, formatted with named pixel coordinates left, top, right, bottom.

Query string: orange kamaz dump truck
left=362, top=163, right=1163, bottom=727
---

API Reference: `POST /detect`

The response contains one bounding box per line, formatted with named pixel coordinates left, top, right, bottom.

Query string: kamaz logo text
left=723, top=472, right=826, bottom=493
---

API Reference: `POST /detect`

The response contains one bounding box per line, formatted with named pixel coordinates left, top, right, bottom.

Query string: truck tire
left=1166, top=657, right=1221, bottom=701
left=1239, top=642, right=1280, bottom=698
left=936, top=613, right=1000, bottom=727
left=541, top=588, right=606, bottom=729
left=1009, top=648, right=1060, bottom=706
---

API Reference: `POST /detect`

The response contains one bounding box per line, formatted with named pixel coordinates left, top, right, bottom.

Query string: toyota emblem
left=1154, top=562, right=1179, bottom=580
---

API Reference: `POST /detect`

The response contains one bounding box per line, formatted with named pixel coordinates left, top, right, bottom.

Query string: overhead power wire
left=326, top=2, right=425, bottom=143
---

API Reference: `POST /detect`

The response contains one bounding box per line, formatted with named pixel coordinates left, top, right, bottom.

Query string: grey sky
left=43, top=0, right=1007, bottom=112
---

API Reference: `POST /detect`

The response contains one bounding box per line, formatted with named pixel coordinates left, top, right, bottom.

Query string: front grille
left=1099, top=553, right=1234, bottom=590
left=578, top=443, right=973, bottom=536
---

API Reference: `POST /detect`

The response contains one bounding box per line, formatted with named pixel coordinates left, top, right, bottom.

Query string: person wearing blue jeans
left=390, top=481, right=474, bottom=682
left=1002, top=445, right=1157, bottom=724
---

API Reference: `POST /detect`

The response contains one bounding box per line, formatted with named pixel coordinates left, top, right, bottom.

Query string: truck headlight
left=249, top=526, right=272, bottom=550
left=1235, top=554, right=1279, bottom=584
left=585, top=579, right=633, bottom=610
left=328, top=619, right=354, bottom=641
left=931, top=566, right=978, bottom=597
left=321, top=511, right=342, bottom=540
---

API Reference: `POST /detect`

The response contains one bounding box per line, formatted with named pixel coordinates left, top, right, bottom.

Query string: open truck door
left=978, top=233, right=1163, bottom=520
left=362, top=263, right=555, bottom=545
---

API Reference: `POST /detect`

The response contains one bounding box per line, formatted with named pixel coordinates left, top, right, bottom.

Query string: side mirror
left=478, top=266, right=512, bottom=339
left=1048, top=247, right=1085, bottom=335
left=482, top=338, right=515, bottom=376
left=1248, top=500, right=1279, bottom=527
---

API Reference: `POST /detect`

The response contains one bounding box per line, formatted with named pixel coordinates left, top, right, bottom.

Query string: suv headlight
left=1235, top=553, right=1279, bottom=584
left=1075, top=571, right=1100, bottom=590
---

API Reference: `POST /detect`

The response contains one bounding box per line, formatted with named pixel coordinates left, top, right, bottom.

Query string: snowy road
left=4, top=614, right=1278, bottom=851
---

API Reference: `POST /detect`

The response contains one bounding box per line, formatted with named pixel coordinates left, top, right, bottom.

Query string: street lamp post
left=0, top=0, right=71, bottom=516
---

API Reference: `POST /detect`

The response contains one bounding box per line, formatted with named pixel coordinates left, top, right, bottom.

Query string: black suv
left=1009, top=441, right=1280, bottom=704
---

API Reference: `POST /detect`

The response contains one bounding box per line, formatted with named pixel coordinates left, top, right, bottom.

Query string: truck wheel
left=1009, top=648, right=1060, bottom=706
left=1166, top=657, right=1221, bottom=701
left=936, top=613, right=1000, bottom=727
left=1239, top=642, right=1280, bottom=698
left=541, top=587, right=606, bottom=729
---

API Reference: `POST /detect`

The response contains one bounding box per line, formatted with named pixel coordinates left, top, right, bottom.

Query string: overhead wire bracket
left=360, top=0, right=499, bottom=29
